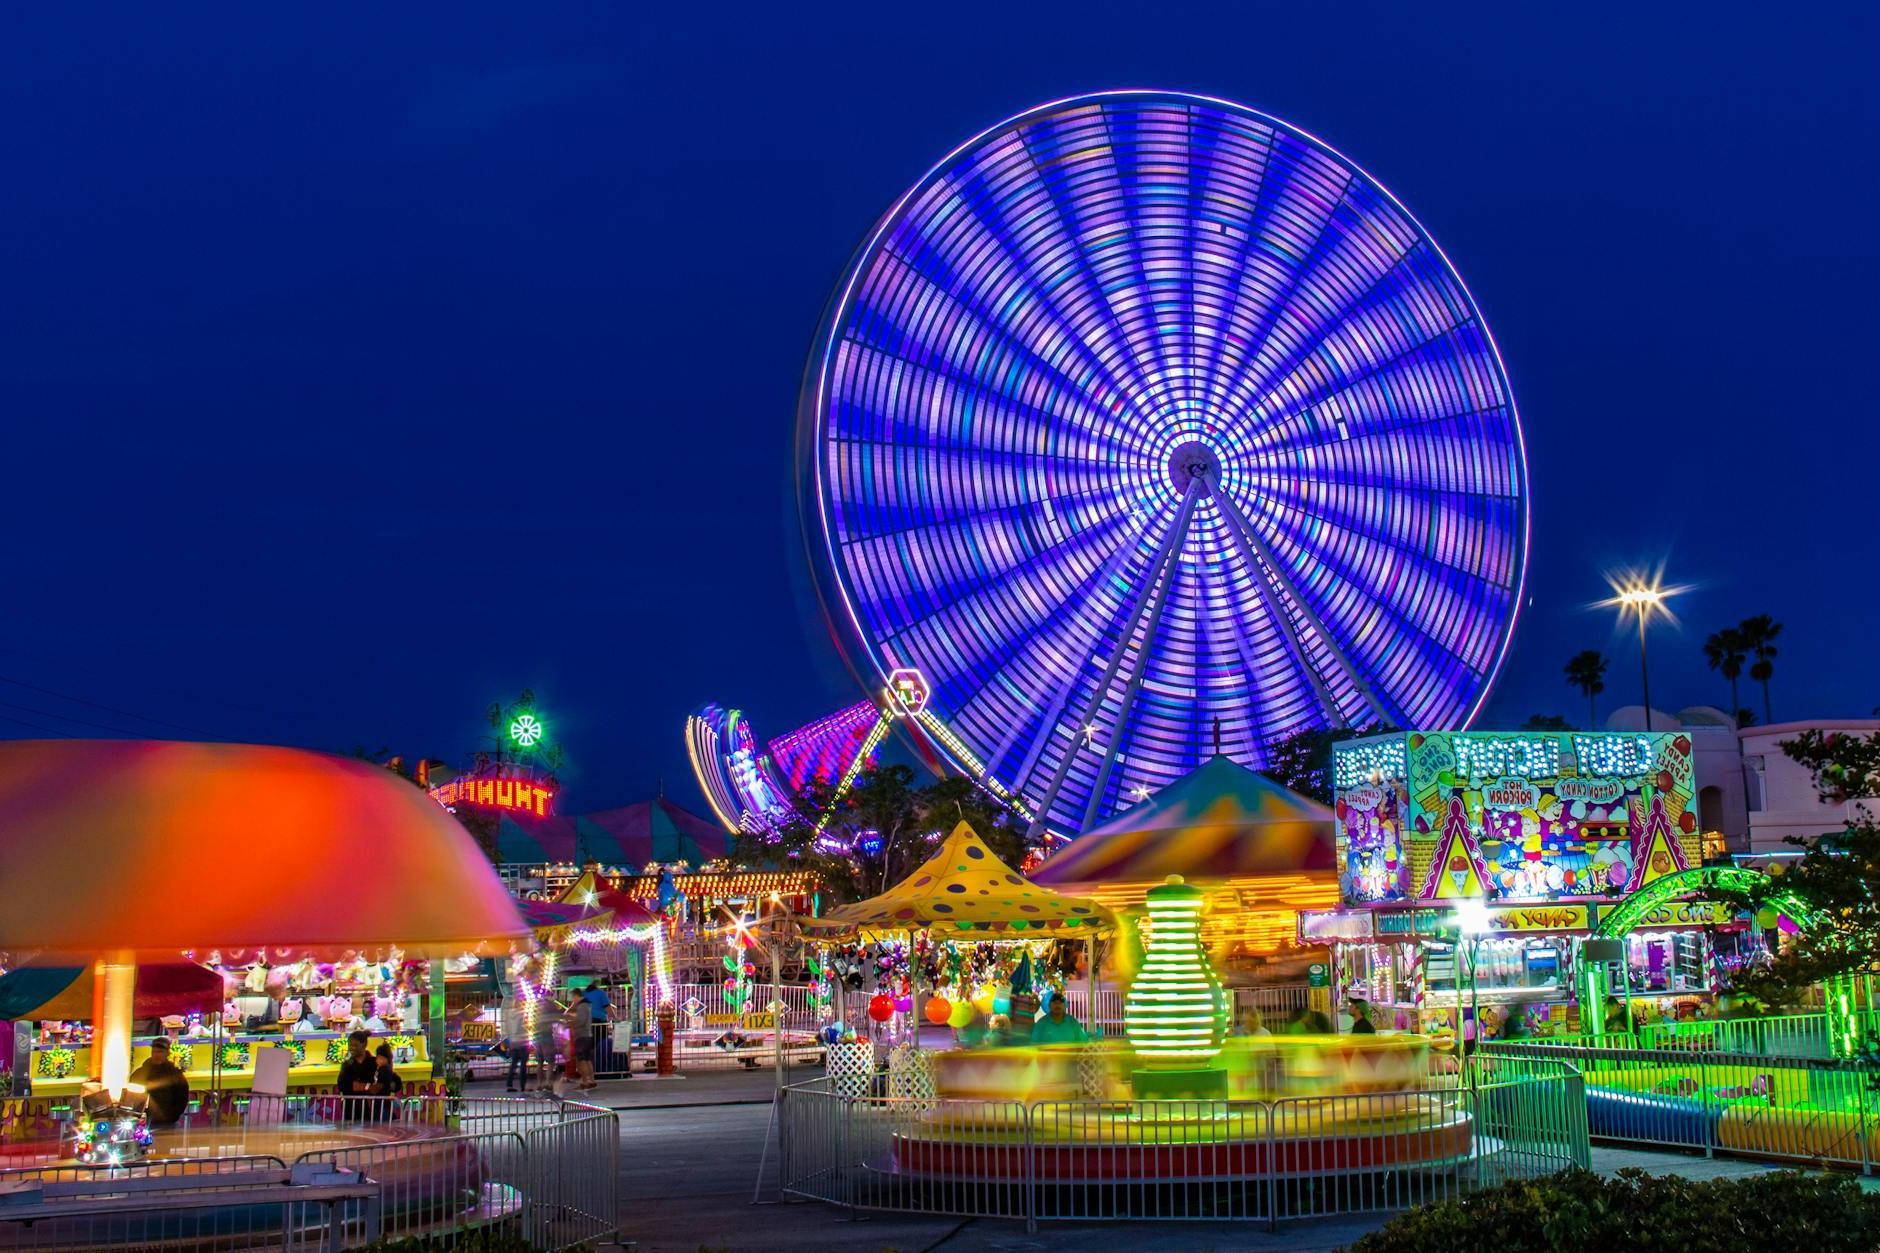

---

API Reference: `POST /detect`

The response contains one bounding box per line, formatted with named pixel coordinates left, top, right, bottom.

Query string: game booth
left=1313, top=729, right=1756, bottom=1045
left=0, top=740, right=537, bottom=1201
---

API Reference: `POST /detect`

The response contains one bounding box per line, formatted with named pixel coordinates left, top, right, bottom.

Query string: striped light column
left=1123, top=875, right=1227, bottom=1066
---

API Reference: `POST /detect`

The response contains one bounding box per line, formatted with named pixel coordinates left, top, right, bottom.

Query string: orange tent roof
left=0, top=740, right=531, bottom=962
left=1033, top=754, right=1336, bottom=886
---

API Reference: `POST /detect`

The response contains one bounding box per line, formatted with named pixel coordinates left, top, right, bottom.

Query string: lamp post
left=1608, top=579, right=1675, bottom=732
left=1454, top=899, right=1491, bottom=1068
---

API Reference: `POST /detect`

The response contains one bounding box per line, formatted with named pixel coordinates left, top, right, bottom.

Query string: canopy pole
left=1085, top=937, right=1097, bottom=1035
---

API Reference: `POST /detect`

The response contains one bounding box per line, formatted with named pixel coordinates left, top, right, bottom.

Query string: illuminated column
left=1827, top=973, right=1859, bottom=1059
left=91, top=951, right=137, bottom=1097
left=1124, top=876, right=1226, bottom=1096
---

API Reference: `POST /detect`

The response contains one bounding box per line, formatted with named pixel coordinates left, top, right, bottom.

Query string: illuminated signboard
left=430, top=773, right=556, bottom=817
left=1629, top=900, right=1737, bottom=929
left=886, top=667, right=930, bottom=716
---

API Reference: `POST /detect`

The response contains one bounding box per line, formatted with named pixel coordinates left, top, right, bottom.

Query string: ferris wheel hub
left=1166, top=440, right=1218, bottom=495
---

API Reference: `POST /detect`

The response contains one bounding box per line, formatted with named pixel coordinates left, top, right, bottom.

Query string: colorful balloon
left=867, top=993, right=895, bottom=1023
left=947, top=1000, right=975, bottom=1029
left=924, top=996, right=951, bottom=1025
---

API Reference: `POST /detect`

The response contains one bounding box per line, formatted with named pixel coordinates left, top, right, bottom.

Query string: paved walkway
left=508, top=1070, right=1872, bottom=1251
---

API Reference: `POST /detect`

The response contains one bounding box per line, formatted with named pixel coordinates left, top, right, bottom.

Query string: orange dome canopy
left=0, top=740, right=531, bottom=962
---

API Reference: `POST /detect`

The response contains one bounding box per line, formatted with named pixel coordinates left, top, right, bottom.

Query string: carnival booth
left=800, top=822, right=1116, bottom=1087
left=0, top=739, right=530, bottom=1154
left=1316, top=729, right=1731, bottom=1043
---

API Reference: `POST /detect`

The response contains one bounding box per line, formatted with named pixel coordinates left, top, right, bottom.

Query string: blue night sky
left=4, top=3, right=1875, bottom=812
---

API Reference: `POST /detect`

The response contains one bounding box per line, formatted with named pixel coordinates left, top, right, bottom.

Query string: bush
left=1347, top=1168, right=1880, bottom=1252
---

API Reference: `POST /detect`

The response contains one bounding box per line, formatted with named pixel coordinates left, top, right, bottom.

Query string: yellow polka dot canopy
left=801, top=822, right=1116, bottom=939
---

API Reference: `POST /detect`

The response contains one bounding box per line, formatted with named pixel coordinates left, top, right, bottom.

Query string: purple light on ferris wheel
left=802, top=90, right=1529, bottom=837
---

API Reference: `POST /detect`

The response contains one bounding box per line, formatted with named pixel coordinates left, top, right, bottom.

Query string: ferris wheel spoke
left=1240, top=484, right=1513, bottom=683
left=1024, top=477, right=1203, bottom=836
left=972, top=499, right=1178, bottom=786
left=1239, top=309, right=1496, bottom=459
left=849, top=487, right=1143, bottom=647
left=1237, top=485, right=1497, bottom=719
left=1009, top=110, right=1192, bottom=425
left=1199, top=477, right=1365, bottom=726
left=1189, top=144, right=1357, bottom=431
left=840, top=253, right=1147, bottom=459
left=1202, top=468, right=1398, bottom=727
left=917, top=150, right=1174, bottom=447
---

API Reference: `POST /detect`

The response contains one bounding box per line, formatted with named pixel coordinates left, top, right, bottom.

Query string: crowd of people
left=498, top=977, right=621, bottom=1093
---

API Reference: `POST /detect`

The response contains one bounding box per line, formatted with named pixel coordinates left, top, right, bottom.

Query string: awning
left=0, top=963, right=223, bottom=1021
left=1033, top=754, right=1336, bottom=885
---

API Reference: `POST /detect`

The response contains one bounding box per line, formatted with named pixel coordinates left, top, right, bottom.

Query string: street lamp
left=1454, top=899, right=1491, bottom=1061
left=1603, top=576, right=1679, bottom=731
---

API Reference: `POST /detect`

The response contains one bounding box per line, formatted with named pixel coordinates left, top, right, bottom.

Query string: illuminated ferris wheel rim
left=803, top=89, right=1530, bottom=834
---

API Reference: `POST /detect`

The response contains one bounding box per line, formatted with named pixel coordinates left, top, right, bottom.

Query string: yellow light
left=93, top=953, right=136, bottom=1098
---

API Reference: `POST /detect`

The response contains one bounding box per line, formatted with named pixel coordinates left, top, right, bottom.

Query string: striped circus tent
left=1032, top=755, right=1337, bottom=954
left=0, top=964, right=222, bottom=1021
left=802, top=822, right=1115, bottom=940
left=497, top=796, right=725, bottom=868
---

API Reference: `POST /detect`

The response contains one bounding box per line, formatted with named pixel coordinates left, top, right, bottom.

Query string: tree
left=1738, top=615, right=1783, bottom=724
left=1520, top=714, right=1575, bottom=732
left=1260, top=723, right=1395, bottom=804
left=1722, top=730, right=1880, bottom=1010
left=728, top=765, right=1037, bottom=906
left=1563, top=650, right=1609, bottom=728
left=1703, top=627, right=1749, bottom=723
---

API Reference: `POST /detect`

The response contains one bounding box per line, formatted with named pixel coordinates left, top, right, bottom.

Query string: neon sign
left=509, top=713, right=544, bottom=749
left=430, top=774, right=556, bottom=817
left=886, top=667, right=930, bottom=715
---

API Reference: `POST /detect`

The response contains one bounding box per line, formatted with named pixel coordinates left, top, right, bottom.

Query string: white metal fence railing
left=1478, top=1040, right=1880, bottom=1171
left=777, top=1057, right=1586, bottom=1231
left=0, top=1095, right=617, bottom=1252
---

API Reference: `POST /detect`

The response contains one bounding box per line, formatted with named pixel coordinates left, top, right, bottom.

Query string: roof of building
left=497, top=795, right=727, bottom=868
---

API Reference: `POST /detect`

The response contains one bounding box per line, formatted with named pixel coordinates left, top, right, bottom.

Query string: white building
left=1602, top=706, right=1878, bottom=856
left=1739, top=719, right=1880, bottom=855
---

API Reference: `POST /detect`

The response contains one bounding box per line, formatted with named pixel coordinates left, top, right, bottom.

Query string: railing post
left=1265, top=1101, right=1279, bottom=1234
left=1023, top=1100, right=1037, bottom=1234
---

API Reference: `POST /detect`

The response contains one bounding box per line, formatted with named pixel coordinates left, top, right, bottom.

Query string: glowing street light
left=1600, top=575, right=1681, bottom=732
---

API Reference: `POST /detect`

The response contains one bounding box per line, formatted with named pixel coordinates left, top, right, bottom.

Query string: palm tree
left=1738, top=614, right=1783, bottom=723
left=1564, top=650, right=1610, bottom=728
left=1703, top=627, right=1748, bottom=722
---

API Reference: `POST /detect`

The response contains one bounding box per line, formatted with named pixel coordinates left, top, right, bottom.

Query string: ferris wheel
left=800, top=91, right=1529, bottom=837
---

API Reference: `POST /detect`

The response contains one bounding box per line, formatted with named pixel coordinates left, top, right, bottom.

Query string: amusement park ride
left=692, top=89, right=1528, bottom=842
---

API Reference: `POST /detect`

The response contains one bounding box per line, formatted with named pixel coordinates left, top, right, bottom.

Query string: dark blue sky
left=5, top=4, right=1875, bottom=811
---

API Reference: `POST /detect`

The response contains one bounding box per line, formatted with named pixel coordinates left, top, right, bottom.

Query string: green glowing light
left=509, top=713, right=544, bottom=749
left=1123, top=875, right=1227, bottom=1067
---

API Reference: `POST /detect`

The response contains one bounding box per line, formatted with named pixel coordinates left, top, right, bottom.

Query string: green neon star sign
left=509, top=713, right=544, bottom=750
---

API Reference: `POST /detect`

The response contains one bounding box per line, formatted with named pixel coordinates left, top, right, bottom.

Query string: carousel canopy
left=497, top=796, right=725, bottom=868
left=0, top=963, right=222, bottom=1020
left=1032, top=754, right=1336, bottom=886
left=0, top=740, right=532, bottom=963
left=802, top=821, right=1114, bottom=940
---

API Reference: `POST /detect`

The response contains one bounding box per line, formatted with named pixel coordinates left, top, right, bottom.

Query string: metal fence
left=777, top=1057, right=1585, bottom=1231
left=0, top=1095, right=617, bottom=1251
left=1479, top=1040, right=1880, bottom=1171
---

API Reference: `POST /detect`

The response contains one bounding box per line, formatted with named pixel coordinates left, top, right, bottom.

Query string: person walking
left=501, top=995, right=529, bottom=1092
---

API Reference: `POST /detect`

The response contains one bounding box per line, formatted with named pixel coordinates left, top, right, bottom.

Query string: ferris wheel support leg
left=1024, top=480, right=1202, bottom=839
left=1076, top=507, right=1194, bottom=832
left=1205, top=472, right=1395, bottom=728
left=1002, top=512, right=1166, bottom=792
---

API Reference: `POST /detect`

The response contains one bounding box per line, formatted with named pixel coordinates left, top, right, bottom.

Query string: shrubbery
left=1348, top=1168, right=1880, bottom=1252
